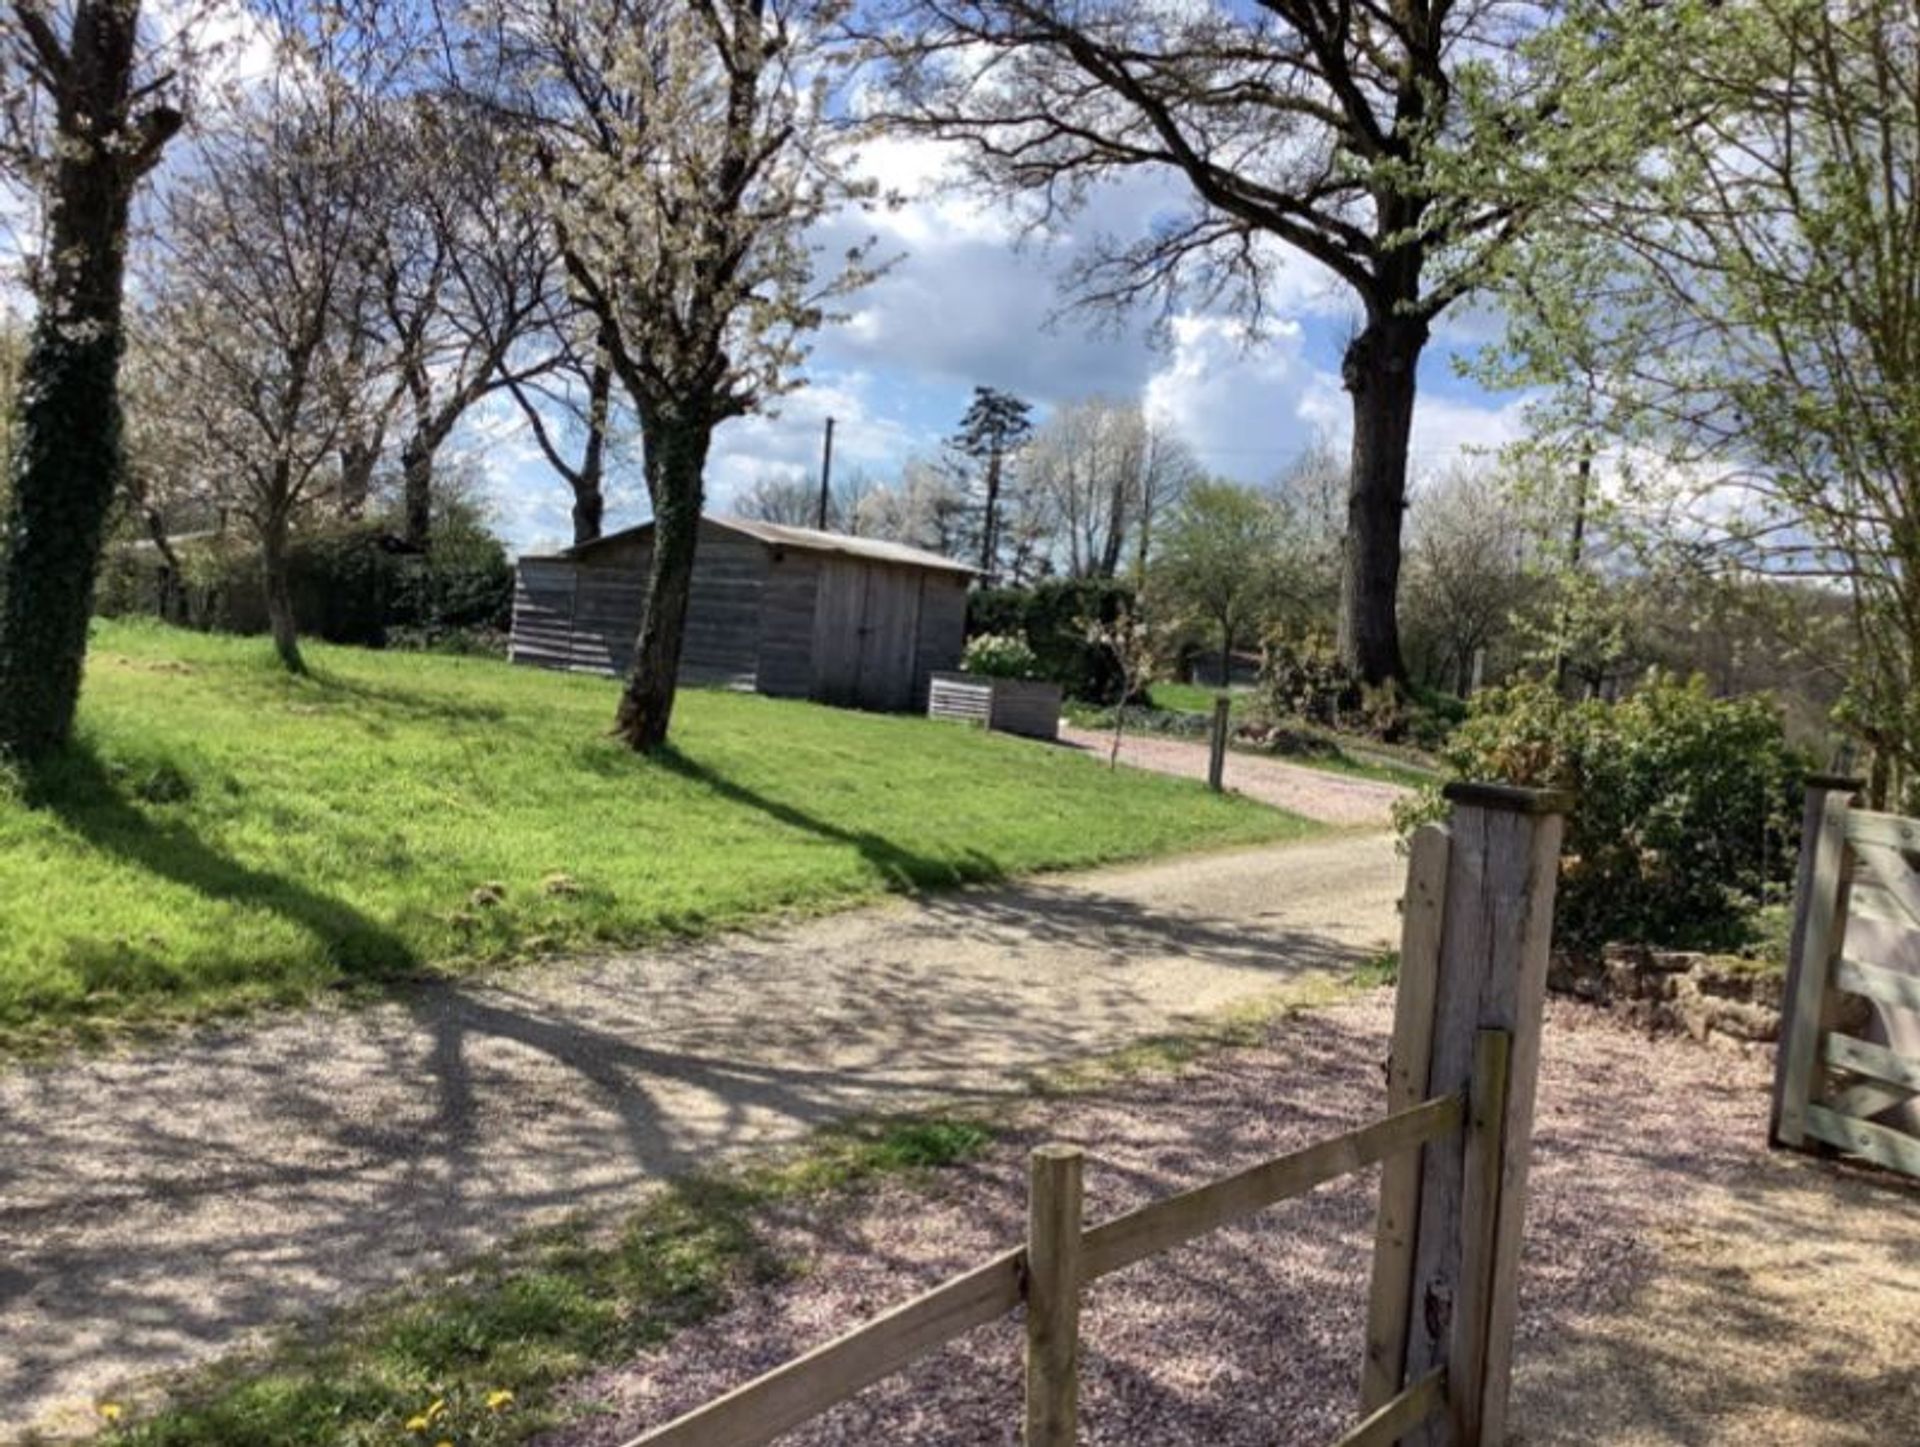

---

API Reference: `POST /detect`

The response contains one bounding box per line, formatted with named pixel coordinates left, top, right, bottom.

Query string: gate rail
left=626, top=784, right=1568, bottom=1447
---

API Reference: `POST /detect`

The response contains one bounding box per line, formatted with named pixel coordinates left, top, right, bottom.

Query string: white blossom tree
left=143, top=18, right=385, bottom=673
left=470, top=0, right=881, bottom=748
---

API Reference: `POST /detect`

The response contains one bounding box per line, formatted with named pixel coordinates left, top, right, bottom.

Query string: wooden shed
left=510, top=515, right=976, bottom=712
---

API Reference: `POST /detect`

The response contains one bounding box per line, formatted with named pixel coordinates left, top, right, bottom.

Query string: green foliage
left=967, top=577, right=1138, bottom=701
left=960, top=631, right=1041, bottom=680
left=117, top=1114, right=995, bottom=1445
left=97, top=509, right=513, bottom=648
left=1397, top=674, right=1807, bottom=950
left=1153, top=481, right=1290, bottom=664
left=0, top=621, right=1311, bottom=1047
left=1256, top=631, right=1460, bottom=747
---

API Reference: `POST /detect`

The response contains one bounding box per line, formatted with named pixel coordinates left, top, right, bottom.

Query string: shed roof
left=556, top=515, right=978, bottom=576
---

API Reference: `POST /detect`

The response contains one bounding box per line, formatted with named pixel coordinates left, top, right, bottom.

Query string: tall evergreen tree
left=948, top=386, right=1032, bottom=584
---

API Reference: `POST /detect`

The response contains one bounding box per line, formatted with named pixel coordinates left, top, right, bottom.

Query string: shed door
left=856, top=566, right=923, bottom=711
left=811, top=558, right=867, bottom=706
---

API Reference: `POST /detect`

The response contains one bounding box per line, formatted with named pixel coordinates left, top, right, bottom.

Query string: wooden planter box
left=927, top=672, right=1062, bottom=740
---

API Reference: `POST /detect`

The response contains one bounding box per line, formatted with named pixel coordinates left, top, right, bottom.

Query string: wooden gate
left=621, top=783, right=1568, bottom=1447
left=1773, top=776, right=1920, bottom=1177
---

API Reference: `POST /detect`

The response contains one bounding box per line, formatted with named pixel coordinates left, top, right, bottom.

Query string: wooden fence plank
left=626, top=1248, right=1025, bottom=1447
left=1448, top=1031, right=1512, bottom=1447
left=1775, top=790, right=1855, bottom=1147
left=1826, top=1079, right=1915, bottom=1121
left=1844, top=808, right=1920, bottom=852
left=1834, top=957, right=1920, bottom=1013
left=1403, top=785, right=1566, bottom=1447
left=1849, top=841, right=1920, bottom=931
left=1335, top=1368, right=1447, bottom=1447
left=1824, top=1032, right=1920, bottom=1092
left=1361, top=823, right=1451, bottom=1413
left=1081, top=1095, right=1462, bottom=1281
left=1804, top=1103, right=1920, bottom=1176
left=1025, top=1147, right=1084, bottom=1447
left=1207, top=695, right=1231, bottom=792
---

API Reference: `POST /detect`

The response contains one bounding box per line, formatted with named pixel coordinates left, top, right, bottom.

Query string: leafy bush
left=967, top=578, right=1137, bottom=701
left=1395, top=673, right=1807, bottom=951
left=1255, top=630, right=1460, bottom=745
left=97, top=507, right=512, bottom=648
left=961, top=632, right=1041, bottom=680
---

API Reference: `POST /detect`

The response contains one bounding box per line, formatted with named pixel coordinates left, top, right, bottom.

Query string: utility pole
left=815, top=416, right=836, bottom=530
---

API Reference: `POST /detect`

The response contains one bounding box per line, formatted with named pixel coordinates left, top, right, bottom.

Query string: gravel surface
left=2, top=832, right=1400, bottom=1439
left=548, top=1000, right=1918, bottom=1447
left=1055, top=727, right=1409, bottom=829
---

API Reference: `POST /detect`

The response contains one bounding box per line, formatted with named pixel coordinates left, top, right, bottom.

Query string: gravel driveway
left=1055, top=726, right=1410, bottom=828
left=2, top=831, right=1400, bottom=1439
left=549, top=1000, right=1919, bottom=1446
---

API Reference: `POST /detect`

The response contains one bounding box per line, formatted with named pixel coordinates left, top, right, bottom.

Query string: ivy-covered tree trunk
left=260, top=514, right=306, bottom=675
left=613, top=419, right=711, bottom=751
left=400, top=434, right=434, bottom=551
left=0, top=1, right=179, bottom=762
left=1337, top=312, right=1427, bottom=687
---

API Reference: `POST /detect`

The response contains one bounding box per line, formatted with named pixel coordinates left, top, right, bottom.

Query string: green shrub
left=961, top=632, right=1041, bottom=680
left=967, top=578, right=1137, bottom=701
left=97, top=507, right=512, bottom=647
left=1254, top=630, right=1461, bottom=746
left=1396, top=673, right=1807, bottom=951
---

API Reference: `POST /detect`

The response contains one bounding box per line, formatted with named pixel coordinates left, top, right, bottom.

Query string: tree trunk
left=260, top=517, right=305, bottom=675
left=572, top=359, right=612, bottom=546
left=401, top=434, right=433, bottom=551
left=613, top=420, right=711, bottom=751
left=1218, top=622, right=1233, bottom=692
left=144, top=507, right=185, bottom=623
left=339, top=434, right=381, bottom=517
left=980, top=451, right=1001, bottom=582
left=0, top=7, right=163, bottom=761
left=1337, top=314, right=1427, bottom=686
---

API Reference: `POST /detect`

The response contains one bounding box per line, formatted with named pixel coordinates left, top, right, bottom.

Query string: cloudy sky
left=485, top=135, right=1532, bottom=556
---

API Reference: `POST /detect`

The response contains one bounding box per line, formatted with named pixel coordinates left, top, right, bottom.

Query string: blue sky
left=481, top=136, right=1529, bottom=556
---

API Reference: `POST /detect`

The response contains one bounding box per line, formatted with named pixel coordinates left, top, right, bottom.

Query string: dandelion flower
left=98, top=1403, right=123, bottom=1423
left=486, top=1388, right=515, bottom=1411
left=405, top=1416, right=430, bottom=1434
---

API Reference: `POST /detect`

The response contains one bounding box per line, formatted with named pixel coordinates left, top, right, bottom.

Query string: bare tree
left=365, top=95, right=557, bottom=549
left=860, top=0, right=1621, bottom=685
left=0, top=0, right=188, bottom=758
left=1023, top=396, right=1197, bottom=578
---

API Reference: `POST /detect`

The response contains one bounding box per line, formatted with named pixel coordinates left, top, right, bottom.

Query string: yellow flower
left=98, top=1403, right=123, bottom=1423
left=486, top=1388, right=515, bottom=1411
left=427, top=1398, right=447, bottom=1422
left=405, top=1416, right=430, bottom=1434
left=435, top=1441, right=454, bottom=1447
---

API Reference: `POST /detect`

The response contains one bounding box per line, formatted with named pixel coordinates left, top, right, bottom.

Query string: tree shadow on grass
left=28, top=743, right=420, bottom=983
left=654, top=745, right=1006, bottom=891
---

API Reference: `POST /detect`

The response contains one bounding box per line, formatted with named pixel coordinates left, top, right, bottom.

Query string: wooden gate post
left=1025, top=1145, right=1084, bottom=1447
left=1771, top=774, right=1862, bottom=1148
left=1207, top=694, right=1231, bottom=793
left=1397, top=782, right=1567, bottom=1447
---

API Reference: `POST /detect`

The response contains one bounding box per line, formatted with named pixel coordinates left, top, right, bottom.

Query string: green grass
left=1145, top=681, right=1246, bottom=714
left=0, top=621, right=1311, bottom=1048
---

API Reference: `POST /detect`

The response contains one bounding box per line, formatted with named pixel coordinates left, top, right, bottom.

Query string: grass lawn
left=0, top=621, right=1312, bottom=1047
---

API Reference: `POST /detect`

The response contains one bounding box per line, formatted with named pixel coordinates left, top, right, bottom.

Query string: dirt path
left=1056, top=725, right=1411, bottom=828
left=549, top=1001, right=1920, bottom=1447
left=1, top=831, right=1400, bottom=1439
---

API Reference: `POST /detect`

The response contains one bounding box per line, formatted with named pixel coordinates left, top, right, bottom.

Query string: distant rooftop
left=559, top=514, right=978, bottom=577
